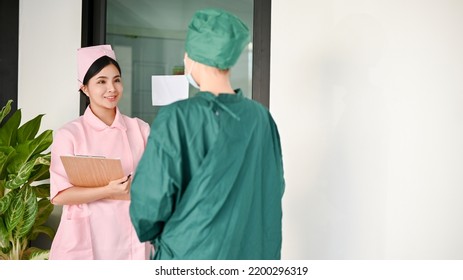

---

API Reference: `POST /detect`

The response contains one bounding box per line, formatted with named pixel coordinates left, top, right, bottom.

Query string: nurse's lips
left=105, top=96, right=117, bottom=101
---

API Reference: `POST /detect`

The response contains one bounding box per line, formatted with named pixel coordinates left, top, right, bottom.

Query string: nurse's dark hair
left=79, top=55, right=122, bottom=95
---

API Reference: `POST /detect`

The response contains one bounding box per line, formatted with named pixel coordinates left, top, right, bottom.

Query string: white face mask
left=184, top=59, right=200, bottom=89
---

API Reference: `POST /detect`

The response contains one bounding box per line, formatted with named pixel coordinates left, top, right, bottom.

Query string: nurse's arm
left=52, top=175, right=131, bottom=205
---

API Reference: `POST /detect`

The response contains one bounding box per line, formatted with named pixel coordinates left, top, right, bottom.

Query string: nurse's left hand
left=106, top=175, right=131, bottom=197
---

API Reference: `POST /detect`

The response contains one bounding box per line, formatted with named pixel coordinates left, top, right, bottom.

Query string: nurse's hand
left=107, top=175, right=131, bottom=197
left=53, top=176, right=132, bottom=205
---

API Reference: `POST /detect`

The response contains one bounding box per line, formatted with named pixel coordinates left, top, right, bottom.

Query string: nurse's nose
left=108, top=82, right=116, bottom=92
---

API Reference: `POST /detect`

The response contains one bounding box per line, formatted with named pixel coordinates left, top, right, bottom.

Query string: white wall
left=18, top=0, right=81, bottom=131
left=271, top=0, right=463, bottom=259
left=18, top=0, right=463, bottom=259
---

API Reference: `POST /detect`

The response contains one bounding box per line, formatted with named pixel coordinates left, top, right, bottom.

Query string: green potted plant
left=0, top=100, right=55, bottom=260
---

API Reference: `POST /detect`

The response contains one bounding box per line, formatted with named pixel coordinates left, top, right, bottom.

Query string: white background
left=270, top=0, right=463, bottom=259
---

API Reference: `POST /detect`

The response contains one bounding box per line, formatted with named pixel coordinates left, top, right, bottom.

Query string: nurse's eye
left=97, top=80, right=106, bottom=84
left=114, top=78, right=122, bottom=83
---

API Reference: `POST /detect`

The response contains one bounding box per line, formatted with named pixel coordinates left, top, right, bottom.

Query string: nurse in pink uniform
left=49, top=45, right=151, bottom=259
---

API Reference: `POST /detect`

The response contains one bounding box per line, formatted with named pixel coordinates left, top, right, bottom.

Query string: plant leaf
left=29, top=225, right=55, bottom=240
left=0, top=100, right=13, bottom=125
left=15, top=185, right=38, bottom=239
left=19, top=129, right=53, bottom=157
left=4, top=190, right=25, bottom=232
left=8, top=129, right=52, bottom=173
left=22, top=247, right=49, bottom=260
left=17, top=114, right=44, bottom=144
left=0, top=189, right=15, bottom=214
left=0, top=146, right=15, bottom=179
left=1, top=242, right=11, bottom=254
left=34, top=198, right=54, bottom=227
left=5, top=160, right=35, bottom=190
left=28, top=154, right=51, bottom=183
left=0, top=216, right=10, bottom=248
left=0, top=109, right=21, bottom=147
left=34, top=153, right=51, bottom=166
left=30, top=167, right=50, bottom=183
left=32, top=183, right=50, bottom=199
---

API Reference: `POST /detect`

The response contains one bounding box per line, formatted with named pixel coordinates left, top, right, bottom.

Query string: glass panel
left=106, top=0, right=254, bottom=124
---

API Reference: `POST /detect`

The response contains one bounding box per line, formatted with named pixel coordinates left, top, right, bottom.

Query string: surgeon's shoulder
left=156, top=96, right=205, bottom=119
left=242, top=97, right=272, bottom=117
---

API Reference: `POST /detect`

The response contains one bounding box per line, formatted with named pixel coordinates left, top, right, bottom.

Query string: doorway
left=81, top=0, right=270, bottom=122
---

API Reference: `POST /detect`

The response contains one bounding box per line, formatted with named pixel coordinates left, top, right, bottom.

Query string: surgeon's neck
left=198, top=65, right=235, bottom=95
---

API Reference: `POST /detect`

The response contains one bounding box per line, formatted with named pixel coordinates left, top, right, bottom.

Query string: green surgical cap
left=185, top=8, right=250, bottom=70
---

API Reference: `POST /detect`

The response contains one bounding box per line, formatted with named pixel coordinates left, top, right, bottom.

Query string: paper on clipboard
left=60, top=155, right=129, bottom=200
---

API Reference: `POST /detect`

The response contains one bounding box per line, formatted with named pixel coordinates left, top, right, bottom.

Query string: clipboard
left=60, top=155, right=129, bottom=200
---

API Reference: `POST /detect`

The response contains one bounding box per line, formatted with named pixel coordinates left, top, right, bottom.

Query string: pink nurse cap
left=77, top=45, right=116, bottom=90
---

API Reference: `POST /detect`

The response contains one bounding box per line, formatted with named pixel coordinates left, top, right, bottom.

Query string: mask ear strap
left=189, top=61, right=196, bottom=75
left=184, top=59, right=195, bottom=75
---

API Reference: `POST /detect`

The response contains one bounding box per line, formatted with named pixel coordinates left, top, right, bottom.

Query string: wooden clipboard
left=60, top=155, right=129, bottom=200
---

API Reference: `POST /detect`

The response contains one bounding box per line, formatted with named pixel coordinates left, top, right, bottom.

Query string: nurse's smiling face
left=82, top=63, right=123, bottom=111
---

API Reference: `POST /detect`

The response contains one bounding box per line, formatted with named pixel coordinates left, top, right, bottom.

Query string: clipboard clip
left=74, top=154, right=106, bottom=158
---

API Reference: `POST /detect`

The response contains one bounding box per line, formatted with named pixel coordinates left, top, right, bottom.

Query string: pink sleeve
left=49, top=128, right=74, bottom=202
left=137, top=118, right=151, bottom=144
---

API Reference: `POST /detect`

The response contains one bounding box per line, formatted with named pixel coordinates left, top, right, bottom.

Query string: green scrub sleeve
left=129, top=135, right=180, bottom=243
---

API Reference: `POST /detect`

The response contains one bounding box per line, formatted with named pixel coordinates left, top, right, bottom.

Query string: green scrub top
left=129, top=89, right=285, bottom=260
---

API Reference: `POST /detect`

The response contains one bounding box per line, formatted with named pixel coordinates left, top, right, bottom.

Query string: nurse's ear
left=81, top=85, right=90, bottom=97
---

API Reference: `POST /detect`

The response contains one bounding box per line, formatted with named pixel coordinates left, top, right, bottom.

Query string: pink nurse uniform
left=49, top=107, right=151, bottom=260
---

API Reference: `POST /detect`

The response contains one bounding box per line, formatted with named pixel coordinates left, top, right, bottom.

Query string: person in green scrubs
left=129, top=8, right=285, bottom=260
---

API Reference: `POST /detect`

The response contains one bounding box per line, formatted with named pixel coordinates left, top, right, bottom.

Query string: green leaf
left=0, top=189, right=15, bottom=214
left=20, top=129, right=53, bottom=158
left=0, top=100, right=13, bottom=125
left=5, top=160, right=35, bottom=190
left=32, top=183, right=50, bottom=199
left=0, top=252, right=8, bottom=260
left=34, top=153, right=51, bottom=166
left=8, top=129, right=52, bottom=173
left=28, top=154, right=51, bottom=183
left=15, top=185, right=38, bottom=239
left=22, top=247, right=49, bottom=260
left=4, top=190, right=25, bottom=232
left=0, top=109, right=21, bottom=147
left=0, top=217, right=10, bottom=248
left=1, top=243, right=12, bottom=254
left=0, top=146, right=15, bottom=179
left=30, top=167, right=50, bottom=183
left=29, top=225, right=55, bottom=240
left=17, top=114, right=44, bottom=144
left=34, top=198, right=53, bottom=227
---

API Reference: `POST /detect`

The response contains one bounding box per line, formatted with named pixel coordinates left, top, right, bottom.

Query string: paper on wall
left=151, top=75, right=189, bottom=106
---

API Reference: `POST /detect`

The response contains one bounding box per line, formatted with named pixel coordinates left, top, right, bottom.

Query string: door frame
left=80, top=0, right=271, bottom=115
left=0, top=0, right=19, bottom=114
